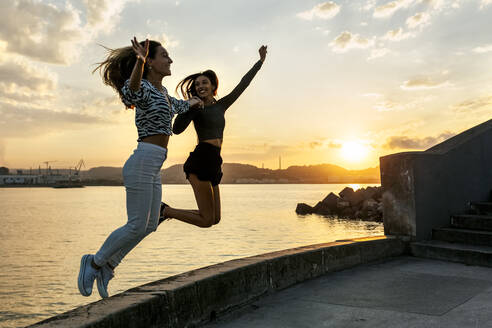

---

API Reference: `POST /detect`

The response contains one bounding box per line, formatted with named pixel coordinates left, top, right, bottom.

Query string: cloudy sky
left=1, top=0, right=491, bottom=170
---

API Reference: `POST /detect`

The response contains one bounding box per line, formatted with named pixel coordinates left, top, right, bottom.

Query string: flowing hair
left=176, top=70, right=219, bottom=100
left=93, top=40, right=162, bottom=108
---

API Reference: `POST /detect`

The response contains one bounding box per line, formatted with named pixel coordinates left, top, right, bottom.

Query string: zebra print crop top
left=121, top=79, right=190, bottom=141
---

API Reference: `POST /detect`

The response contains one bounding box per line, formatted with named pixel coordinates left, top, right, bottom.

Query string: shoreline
left=0, top=181, right=381, bottom=188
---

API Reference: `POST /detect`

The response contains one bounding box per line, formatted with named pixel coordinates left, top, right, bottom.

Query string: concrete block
left=195, top=261, right=270, bottom=321
left=29, top=293, right=170, bottom=328
left=267, top=248, right=324, bottom=290
left=358, top=237, right=407, bottom=263
left=165, top=283, right=201, bottom=328
left=323, top=243, right=361, bottom=272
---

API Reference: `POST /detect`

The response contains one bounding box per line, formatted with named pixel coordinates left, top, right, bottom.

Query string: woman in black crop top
left=159, top=45, right=267, bottom=228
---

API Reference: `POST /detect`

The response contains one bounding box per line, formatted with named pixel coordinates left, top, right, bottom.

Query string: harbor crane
left=72, top=159, right=86, bottom=177
left=42, top=161, right=58, bottom=174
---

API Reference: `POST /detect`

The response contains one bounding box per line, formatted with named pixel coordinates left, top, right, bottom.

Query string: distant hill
left=80, top=163, right=380, bottom=184
left=282, top=164, right=380, bottom=183
left=81, top=167, right=122, bottom=181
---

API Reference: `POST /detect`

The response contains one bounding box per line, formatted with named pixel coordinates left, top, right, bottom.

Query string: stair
left=450, top=214, right=492, bottom=231
left=432, top=227, right=492, bottom=247
left=411, top=240, right=492, bottom=267
left=411, top=198, right=492, bottom=267
left=469, top=201, right=492, bottom=215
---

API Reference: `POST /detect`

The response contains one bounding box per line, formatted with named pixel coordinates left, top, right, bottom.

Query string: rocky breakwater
left=296, top=186, right=383, bottom=222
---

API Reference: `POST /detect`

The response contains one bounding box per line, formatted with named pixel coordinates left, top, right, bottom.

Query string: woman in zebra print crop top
left=77, top=38, right=203, bottom=299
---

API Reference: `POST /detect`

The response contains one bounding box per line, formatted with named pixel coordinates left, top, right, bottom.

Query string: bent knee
left=202, top=218, right=215, bottom=228
left=126, top=222, right=147, bottom=238
left=213, top=215, right=221, bottom=225
left=199, top=214, right=215, bottom=228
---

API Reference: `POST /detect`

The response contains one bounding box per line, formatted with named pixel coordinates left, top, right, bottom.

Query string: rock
left=296, top=203, right=313, bottom=215
left=347, top=188, right=367, bottom=206
left=295, top=185, right=384, bottom=222
left=372, top=187, right=383, bottom=201
left=336, top=199, right=351, bottom=209
left=369, top=214, right=383, bottom=222
left=340, top=207, right=355, bottom=217
left=313, top=201, right=332, bottom=215
left=321, top=192, right=339, bottom=211
left=362, top=198, right=378, bottom=211
left=377, top=203, right=383, bottom=212
left=363, top=186, right=378, bottom=200
left=339, top=187, right=355, bottom=200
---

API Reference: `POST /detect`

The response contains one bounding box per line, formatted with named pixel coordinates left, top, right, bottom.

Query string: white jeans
left=94, top=142, right=167, bottom=268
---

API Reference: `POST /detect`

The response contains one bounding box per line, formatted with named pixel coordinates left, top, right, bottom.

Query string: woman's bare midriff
left=201, top=138, right=222, bottom=148
left=141, top=134, right=170, bottom=149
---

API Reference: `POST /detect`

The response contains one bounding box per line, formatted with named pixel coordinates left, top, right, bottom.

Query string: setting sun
left=341, top=141, right=369, bottom=162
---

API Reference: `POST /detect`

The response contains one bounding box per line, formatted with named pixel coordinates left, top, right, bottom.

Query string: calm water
left=0, top=184, right=383, bottom=327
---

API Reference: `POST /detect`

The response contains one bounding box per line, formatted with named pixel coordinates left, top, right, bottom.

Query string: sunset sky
left=1, top=0, right=491, bottom=171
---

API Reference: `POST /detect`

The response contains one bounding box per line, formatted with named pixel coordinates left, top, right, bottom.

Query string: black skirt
left=183, top=142, right=223, bottom=186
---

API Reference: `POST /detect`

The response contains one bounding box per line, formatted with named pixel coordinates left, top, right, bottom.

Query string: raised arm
left=128, top=37, right=149, bottom=92
left=219, top=45, right=267, bottom=110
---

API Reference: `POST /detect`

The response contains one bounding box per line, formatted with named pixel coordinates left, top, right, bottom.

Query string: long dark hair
left=176, top=70, right=219, bottom=100
left=93, top=40, right=162, bottom=107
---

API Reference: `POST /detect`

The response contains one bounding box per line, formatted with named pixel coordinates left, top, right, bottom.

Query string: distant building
left=0, top=174, right=41, bottom=185
left=0, top=172, right=81, bottom=186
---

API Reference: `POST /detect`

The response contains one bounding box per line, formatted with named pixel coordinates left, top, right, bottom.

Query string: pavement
left=203, top=256, right=492, bottom=328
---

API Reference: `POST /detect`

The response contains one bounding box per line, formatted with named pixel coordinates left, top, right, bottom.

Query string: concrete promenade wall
left=380, top=119, right=492, bottom=241
left=28, top=236, right=406, bottom=328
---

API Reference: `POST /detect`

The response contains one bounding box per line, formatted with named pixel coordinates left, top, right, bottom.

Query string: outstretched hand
left=259, top=45, right=268, bottom=62
left=131, top=37, right=149, bottom=61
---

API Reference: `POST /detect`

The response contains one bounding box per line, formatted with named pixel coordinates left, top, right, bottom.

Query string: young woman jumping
left=77, top=38, right=203, bottom=299
left=159, top=45, right=267, bottom=228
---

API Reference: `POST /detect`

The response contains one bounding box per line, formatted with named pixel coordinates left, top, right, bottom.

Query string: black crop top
left=172, top=60, right=263, bottom=140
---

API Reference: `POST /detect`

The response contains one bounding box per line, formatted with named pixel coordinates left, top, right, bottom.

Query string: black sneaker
left=158, top=202, right=169, bottom=225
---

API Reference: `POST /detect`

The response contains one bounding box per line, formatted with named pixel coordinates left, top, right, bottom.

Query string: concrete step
left=411, top=240, right=492, bottom=267
left=469, top=202, right=492, bottom=215
left=451, top=214, right=492, bottom=231
left=433, top=227, right=492, bottom=247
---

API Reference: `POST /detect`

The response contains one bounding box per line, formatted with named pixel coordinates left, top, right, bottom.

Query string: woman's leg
left=212, top=185, right=221, bottom=225
left=107, top=167, right=162, bottom=268
left=165, top=173, right=216, bottom=228
left=93, top=166, right=153, bottom=267
left=94, top=151, right=164, bottom=298
left=79, top=149, right=156, bottom=297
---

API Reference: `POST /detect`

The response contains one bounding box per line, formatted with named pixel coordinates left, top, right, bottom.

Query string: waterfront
left=0, top=184, right=383, bottom=328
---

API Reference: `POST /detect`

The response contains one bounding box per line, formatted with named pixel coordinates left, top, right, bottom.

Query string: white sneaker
left=77, top=254, right=99, bottom=297
left=96, top=264, right=114, bottom=298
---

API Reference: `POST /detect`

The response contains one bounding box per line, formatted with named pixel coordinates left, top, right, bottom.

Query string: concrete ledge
left=28, top=236, right=407, bottom=328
